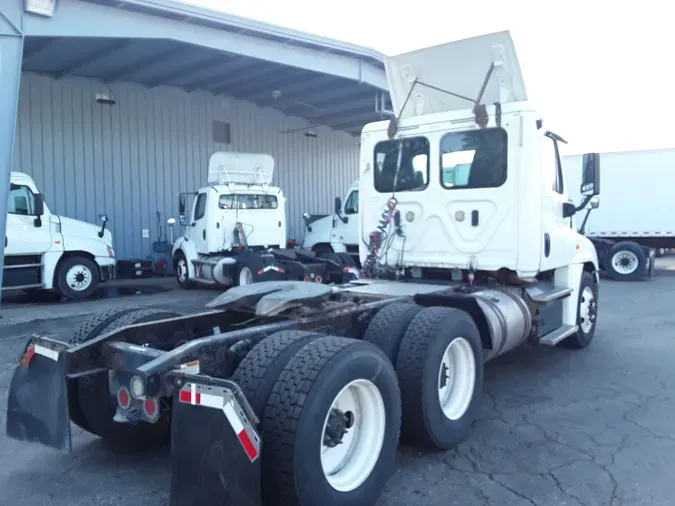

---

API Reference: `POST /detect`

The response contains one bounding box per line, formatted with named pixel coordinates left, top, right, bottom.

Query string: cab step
left=539, top=324, right=579, bottom=346
left=525, top=283, right=573, bottom=303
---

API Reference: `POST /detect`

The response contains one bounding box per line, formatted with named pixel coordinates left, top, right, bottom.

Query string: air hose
left=361, top=197, right=398, bottom=277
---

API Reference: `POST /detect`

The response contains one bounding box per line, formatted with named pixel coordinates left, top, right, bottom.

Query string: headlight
left=106, top=245, right=115, bottom=257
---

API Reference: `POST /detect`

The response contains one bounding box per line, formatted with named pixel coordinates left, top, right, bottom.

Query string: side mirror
left=179, top=196, right=186, bottom=215
left=334, top=197, right=342, bottom=215
left=33, top=194, right=44, bottom=216
left=99, top=213, right=109, bottom=223
left=562, top=202, right=576, bottom=218
left=589, top=196, right=599, bottom=209
left=302, top=212, right=312, bottom=232
left=581, top=153, right=600, bottom=196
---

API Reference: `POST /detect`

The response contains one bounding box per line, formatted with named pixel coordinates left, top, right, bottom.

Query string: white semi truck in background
left=7, top=31, right=603, bottom=506
left=564, top=148, right=675, bottom=281
left=301, top=180, right=360, bottom=264
left=3, top=172, right=115, bottom=299
left=171, top=152, right=357, bottom=290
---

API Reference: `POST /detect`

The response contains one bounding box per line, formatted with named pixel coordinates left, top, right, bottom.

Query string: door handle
left=4, top=236, right=6, bottom=248
left=202, top=230, right=206, bottom=240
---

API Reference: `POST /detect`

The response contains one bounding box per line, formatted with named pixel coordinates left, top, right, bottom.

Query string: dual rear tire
left=231, top=305, right=484, bottom=506
left=233, top=331, right=400, bottom=506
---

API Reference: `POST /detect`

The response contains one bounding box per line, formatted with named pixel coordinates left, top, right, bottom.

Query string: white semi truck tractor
left=171, top=151, right=358, bottom=290
left=3, top=171, right=115, bottom=299
left=6, top=31, right=601, bottom=506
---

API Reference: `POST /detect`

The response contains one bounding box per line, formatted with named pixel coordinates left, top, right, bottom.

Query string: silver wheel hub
left=438, top=337, right=476, bottom=421
left=65, top=264, right=93, bottom=291
left=177, top=259, right=187, bottom=283
left=239, top=266, right=253, bottom=285
left=579, top=286, right=596, bottom=333
left=612, top=250, right=639, bottom=275
left=320, top=379, right=386, bottom=493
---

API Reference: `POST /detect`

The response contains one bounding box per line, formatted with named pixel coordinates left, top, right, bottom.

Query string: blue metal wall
left=12, top=72, right=360, bottom=260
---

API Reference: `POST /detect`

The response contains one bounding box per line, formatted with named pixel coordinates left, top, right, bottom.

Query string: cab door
left=189, top=191, right=209, bottom=255
left=333, top=188, right=359, bottom=247
left=5, top=183, right=52, bottom=256
left=539, top=132, right=575, bottom=271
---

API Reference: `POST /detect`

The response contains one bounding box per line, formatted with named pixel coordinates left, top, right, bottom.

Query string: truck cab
left=4, top=172, right=115, bottom=299
left=301, top=180, right=360, bottom=262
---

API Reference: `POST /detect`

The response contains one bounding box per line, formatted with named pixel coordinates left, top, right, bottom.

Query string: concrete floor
left=1, top=264, right=675, bottom=505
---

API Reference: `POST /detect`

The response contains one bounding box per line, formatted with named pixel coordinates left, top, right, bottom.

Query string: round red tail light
left=144, top=398, right=158, bottom=418
left=117, top=387, right=131, bottom=409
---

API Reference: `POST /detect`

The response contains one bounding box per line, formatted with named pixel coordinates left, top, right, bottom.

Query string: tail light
left=315, top=275, right=323, bottom=283
left=143, top=397, right=159, bottom=421
left=117, top=387, right=131, bottom=409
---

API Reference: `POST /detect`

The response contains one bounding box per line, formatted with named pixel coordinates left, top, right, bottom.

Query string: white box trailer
left=563, top=148, right=675, bottom=280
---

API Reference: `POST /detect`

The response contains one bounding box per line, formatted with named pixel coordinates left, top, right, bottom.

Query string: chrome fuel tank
left=470, top=289, right=532, bottom=361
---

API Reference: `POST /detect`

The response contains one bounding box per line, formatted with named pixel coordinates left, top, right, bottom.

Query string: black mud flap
left=170, top=377, right=262, bottom=506
left=5, top=340, right=71, bottom=453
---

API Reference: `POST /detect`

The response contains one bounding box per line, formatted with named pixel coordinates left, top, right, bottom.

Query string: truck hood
left=57, top=216, right=112, bottom=244
left=385, top=30, right=528, bottom=119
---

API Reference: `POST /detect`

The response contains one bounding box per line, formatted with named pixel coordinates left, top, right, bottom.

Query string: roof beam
left=55, top=39, right=136, bottom=78
left=180, top=57, right=266, bottom=90
left=280, top=87, right=372, bottom=114
left=222, top=69, right=312, bottom=97
left=24, top=0, right=387, bottom=90
left=144, top=53, right=234, bottom=88
left=301, top=98, right=377, bottom=123
left=22, top=36, right=62, bottom=60
left=328, top=112, right=388, bottom=132
left=104, top=43, right=188, bottom=81
left=207, top=64, right=288, bottom=94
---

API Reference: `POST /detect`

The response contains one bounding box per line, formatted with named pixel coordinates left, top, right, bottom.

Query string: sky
left=179, top=0, right=670, bottom=156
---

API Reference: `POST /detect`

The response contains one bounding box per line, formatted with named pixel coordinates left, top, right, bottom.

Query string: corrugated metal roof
left=21, top=0, right=393, bottom=135
left=86, top=0, right=386, bottom=66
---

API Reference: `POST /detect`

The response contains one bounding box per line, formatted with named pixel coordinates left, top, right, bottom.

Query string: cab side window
left=541, top=137, right=562, bottom=194
left=8, top=185, right=34, bottom=215
left=193, top=192, right=207, bottom=221
left=344, top=190, right=359, bottom=215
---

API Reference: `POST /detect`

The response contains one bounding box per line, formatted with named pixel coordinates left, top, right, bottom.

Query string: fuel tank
left=469, top=289, right=532, bottom=361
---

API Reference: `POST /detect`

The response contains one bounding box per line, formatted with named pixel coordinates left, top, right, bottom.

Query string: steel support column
left=0, top=2, right=24, bottom=301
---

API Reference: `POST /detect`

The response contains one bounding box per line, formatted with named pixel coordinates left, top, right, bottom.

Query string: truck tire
left=73, top=308, right=181, bottom=451
left=175, top=251, right=196, bottom=289
left=336, top=252, right=357, bottom=268
left=234, top=253, right=265, bottom=286
left=261, top=337, right=401, bottom=506
left=395, top=306, right=483, bottom=450
left=55, top=255, right=100, bottom=300
left=363, top=302, right=423, bottom=363
left=561, top=271, right=598, bottom=349
left=68, top=306, right=141, bottom=433
left=312, top=244, right=334, bottom=255
left=606, top=241, right=646, bottom=281
left=231, top=330, right=324, bottom=417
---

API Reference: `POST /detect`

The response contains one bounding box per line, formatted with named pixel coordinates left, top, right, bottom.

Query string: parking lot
left=1, top=264, right=675, bottom=506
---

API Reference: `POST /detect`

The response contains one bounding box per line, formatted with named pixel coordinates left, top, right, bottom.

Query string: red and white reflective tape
left=257, top=265, right=285, bottom=275
left=178, top=383, right=260, bottom=462
left=22, top=343, right=59, bottom=367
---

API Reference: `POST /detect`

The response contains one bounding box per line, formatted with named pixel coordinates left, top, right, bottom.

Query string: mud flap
left=170, top=378, right=262, bottom=506
left=5, top=343, right=71, bottom=453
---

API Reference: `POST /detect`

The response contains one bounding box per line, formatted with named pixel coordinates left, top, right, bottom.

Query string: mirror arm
left=575, top=195, right=594, bottom=213
left=578, top=208, right=593, bottom=236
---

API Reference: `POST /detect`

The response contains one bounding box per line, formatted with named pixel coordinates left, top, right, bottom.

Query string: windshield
left=374, top=137, right=430, bottom=193
left=218, top=193, right=278, bottom=210
left=440, top=128, right=507, bottom=189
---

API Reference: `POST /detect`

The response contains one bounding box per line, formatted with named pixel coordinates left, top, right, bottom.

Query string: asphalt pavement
left=1, top=264, right=675, bottom=506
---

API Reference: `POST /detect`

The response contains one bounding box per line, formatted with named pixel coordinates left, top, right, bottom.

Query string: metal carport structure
left=0, top=0, right=391, bottom=290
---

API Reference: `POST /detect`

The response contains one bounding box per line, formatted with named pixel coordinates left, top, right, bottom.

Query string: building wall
left=13, top=72, right=360, bottom=260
